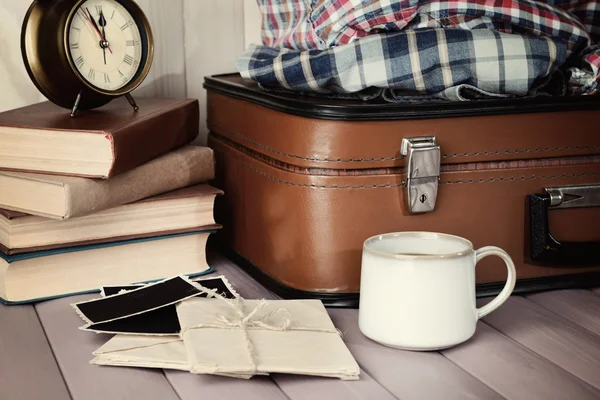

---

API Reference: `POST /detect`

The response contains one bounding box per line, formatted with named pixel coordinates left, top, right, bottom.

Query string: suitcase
left=205, top=73, right=600, bottom=307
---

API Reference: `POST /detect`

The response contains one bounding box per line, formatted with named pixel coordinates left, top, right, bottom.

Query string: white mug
left=358, top=231, right=516, bottom=351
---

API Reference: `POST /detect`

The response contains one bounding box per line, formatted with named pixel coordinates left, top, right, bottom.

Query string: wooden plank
left=273, top=372, right=396, bottom=400
left=243, top=0, right=262, bottom=48
left=134, top=0, right=187, bottom=98
left=479, top=296, right=600, bottom=390
left=0, top=0, right=47, bottom=112
left=183, top=0, right=246, bottom=144
left=0, top=304, right=71, bottom=400
left=330, top=309, right=501, bottom=400
left=36, top=295, right=181, bottom=400
left=442, top=322, right=600, bottom=399
left=165, top=371, right=288, bottom=400
left=213, top=254, right=499, bottom=400
left=526, top=289, right=600, bottom=337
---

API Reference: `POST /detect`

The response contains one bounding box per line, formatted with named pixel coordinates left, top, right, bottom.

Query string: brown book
left=0, top=184, right=223, bottom=255
left=0, top=145, right=215, bottom=220
left=0, top=97, right=199, bottom=179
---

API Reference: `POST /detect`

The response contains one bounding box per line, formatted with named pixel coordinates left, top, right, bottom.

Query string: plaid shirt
left=258, top=0, right=598, bottom=51
left=239, top=0, right=600, bottom=99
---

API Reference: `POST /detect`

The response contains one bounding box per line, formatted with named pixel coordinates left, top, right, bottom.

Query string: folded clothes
left=239, top=28, right=568, bottom=99
left=239, top=0, right=600, bottom=100
left=258, top=0, right=597, bottom=51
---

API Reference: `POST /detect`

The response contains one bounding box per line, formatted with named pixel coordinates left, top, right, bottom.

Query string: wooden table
left=2, top=253, right=600, bottom=400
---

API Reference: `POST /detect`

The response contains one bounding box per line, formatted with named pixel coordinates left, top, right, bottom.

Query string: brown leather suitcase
left=205, top=73, right=600, bottom=307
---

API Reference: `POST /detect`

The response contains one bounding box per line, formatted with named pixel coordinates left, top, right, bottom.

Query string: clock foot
left=70, top=91, right=83, bottom=118
left=125, top=94, right=139, bottom=112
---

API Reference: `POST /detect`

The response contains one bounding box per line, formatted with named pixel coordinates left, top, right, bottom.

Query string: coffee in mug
left=358, top=231, right=516, bottom=351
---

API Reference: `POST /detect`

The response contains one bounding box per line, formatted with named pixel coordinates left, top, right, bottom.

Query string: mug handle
left=475, top=246, right=517, bottom=319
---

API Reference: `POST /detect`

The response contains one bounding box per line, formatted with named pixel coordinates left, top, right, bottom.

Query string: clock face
left=67, top=0, right=144, bottom=92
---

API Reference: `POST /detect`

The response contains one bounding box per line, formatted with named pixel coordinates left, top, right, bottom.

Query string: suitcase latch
left=401, top=136, right=440, bottom=214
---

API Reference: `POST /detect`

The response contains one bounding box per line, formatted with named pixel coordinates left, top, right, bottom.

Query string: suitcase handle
left=528, top=184, right=600, bottom=267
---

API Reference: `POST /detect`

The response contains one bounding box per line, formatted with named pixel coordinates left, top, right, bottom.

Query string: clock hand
left=98, top=10, right=107, bottom=65
left=82, top=7, right=113, bottom=54
left=98, top=10, right=107, bottom=29
left=77, top=10, right=99, bottom=38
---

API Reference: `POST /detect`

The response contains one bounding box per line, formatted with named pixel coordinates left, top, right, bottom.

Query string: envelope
left=177, top=298, right=360, bottom=380
left=88, top=275, right=255, bottom=378
left=91, top=334, right=188, bottom=370
left=91, top=334, right=264, bottom=379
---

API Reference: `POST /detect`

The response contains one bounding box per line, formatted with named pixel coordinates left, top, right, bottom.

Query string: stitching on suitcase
left=211, top=125, right=600, bottom=162
left=442, top=172, right=600, bottom=185
left=226, top=152, right=599, bottom=189
left=229, top=156, right=406, bottom=189
left=442, top=145, right=600, bottom=158
left=211, top=125, right=404, bottom=162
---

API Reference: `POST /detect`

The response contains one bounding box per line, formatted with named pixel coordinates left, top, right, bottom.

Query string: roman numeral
left=95, top=5, right=102, bottom=14
left=126, top=40, right=137, bottom=46
left=104, top=74, right=111, bottom=84
left=118, top=69, right=124, bottom=77
left=121, top=20, right=133, bottom=30
left=111, top=10, right=115, bottom=19
left=123, top=54, right=134, bottom=65
left=70, top=43, right=79, bottom=50
left=75, top=56, right=84, bottom=68
left=72, top=26, right=81, bottom=32
left=88, top=69, right=96, bottom=80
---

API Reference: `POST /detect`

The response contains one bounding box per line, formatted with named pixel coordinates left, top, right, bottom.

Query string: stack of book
left=0, top=97, right=221, bottom=304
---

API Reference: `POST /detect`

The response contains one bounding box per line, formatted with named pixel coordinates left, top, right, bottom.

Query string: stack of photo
left=0, top=97, right=221, bottom=304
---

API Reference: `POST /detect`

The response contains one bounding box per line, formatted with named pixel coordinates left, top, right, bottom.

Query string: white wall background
left=0, top=0, right=262, bottom=144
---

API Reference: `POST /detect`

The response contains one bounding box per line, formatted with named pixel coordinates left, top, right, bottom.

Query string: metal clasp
left=401, top=136, right=440, bottom=214
left=544, top=184, right=600, bottom=209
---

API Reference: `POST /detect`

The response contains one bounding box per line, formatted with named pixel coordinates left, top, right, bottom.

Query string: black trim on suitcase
left=204, top=74, right=600, bottom=122
left=223, top=247, right=359, bottom=308
left=223, top=247, right=600, bottom=308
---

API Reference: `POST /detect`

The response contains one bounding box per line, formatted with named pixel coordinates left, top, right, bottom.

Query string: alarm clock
left=21, top=0, right=154, bottom=117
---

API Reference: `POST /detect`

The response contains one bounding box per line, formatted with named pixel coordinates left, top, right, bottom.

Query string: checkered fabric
left=257, top=0, right=597, bottom=51
left=239, top=0, right=600, bottom=99
left=551, top=0, right=600, bottom=43
left=239, top=28, right=567, bottom=99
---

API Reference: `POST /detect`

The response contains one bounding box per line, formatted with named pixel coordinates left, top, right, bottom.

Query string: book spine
left=107, top=100, right=200, bottom=178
